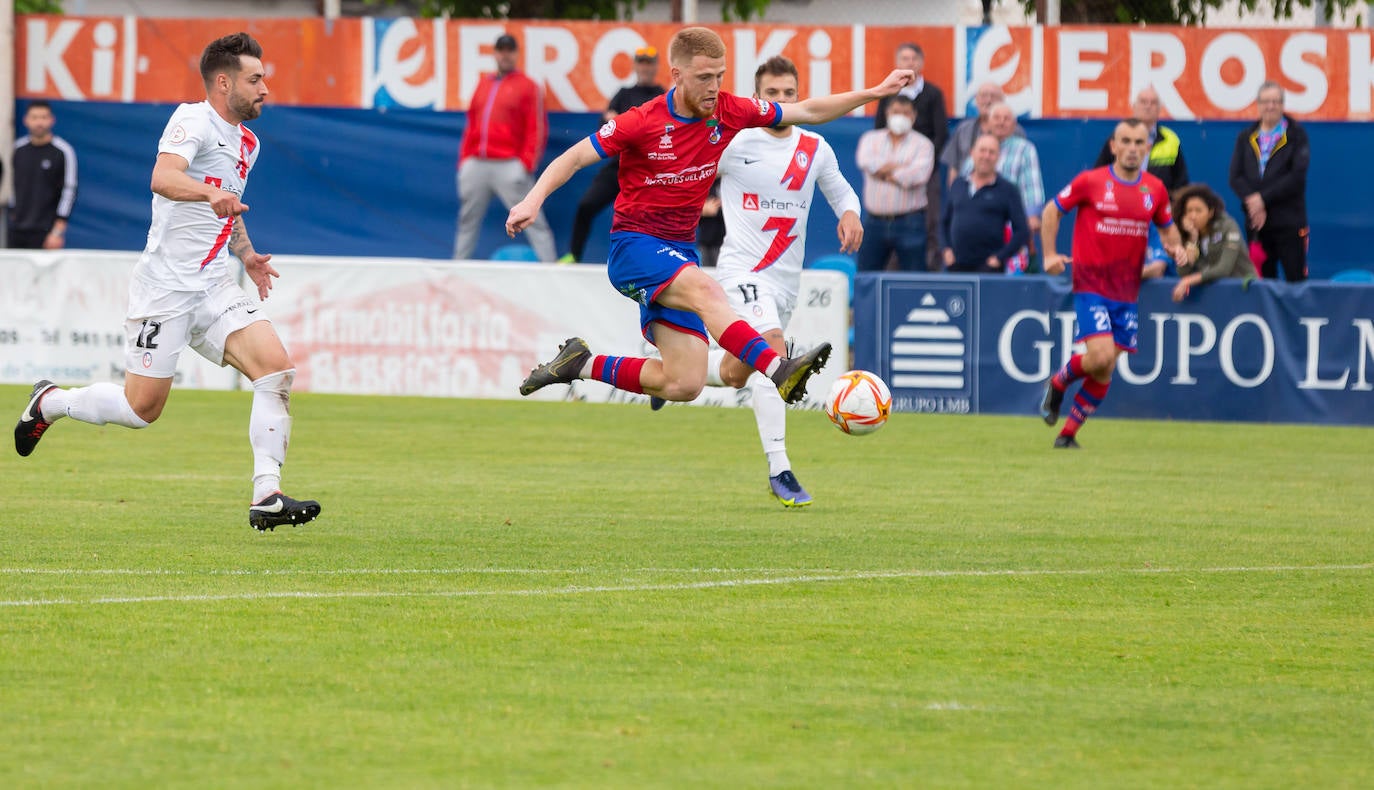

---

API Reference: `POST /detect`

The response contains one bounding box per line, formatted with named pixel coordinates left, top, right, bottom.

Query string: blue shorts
left=607, top=231, right=708, bottom=344
left=1074, top=292, right=1139, bottom=352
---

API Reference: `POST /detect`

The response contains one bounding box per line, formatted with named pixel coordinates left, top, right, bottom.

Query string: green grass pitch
left=2, top=385, right=1371, bottom=787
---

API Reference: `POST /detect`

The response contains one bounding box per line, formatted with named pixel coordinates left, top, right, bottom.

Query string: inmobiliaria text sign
left=17, top=16, right=1374, bottom=120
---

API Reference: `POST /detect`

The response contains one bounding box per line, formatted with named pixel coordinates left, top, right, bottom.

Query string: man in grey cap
left=455, top=33, right=556, bottom=261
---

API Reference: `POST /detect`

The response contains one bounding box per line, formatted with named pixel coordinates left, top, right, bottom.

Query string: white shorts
left=718, top=271, right=796, bottom=335
left=124, top=276, right=265, bottom=378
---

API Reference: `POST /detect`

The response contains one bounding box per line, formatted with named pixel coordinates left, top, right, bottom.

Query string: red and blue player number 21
left=754, top=216, right=799, bottom=272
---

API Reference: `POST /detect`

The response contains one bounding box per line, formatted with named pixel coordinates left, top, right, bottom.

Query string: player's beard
left=682, top=89, right=716, bottom=118
left=1116, top=153, right=1142, bottom=179
left=231, top=93, right=264, bottom=122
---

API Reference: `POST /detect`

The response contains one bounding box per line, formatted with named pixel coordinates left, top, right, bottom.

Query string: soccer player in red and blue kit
left=507, top=27, right=913, bottom=407
left=1039, top=118, right=1185, bottom=448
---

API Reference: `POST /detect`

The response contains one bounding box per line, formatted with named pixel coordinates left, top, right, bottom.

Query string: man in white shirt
left=653, top=56, right=862, bottom=507
left=13, top=32, right=321, bottom=532
left=856, top=95, right=935, bottom=271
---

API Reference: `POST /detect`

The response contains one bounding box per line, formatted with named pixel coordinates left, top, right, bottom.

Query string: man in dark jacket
left=939, top=134, right=1028, bottom=273
left=9, top=101, right=78, bottom=249
left=1093, top=87, right=1188, bottom=195
left=874, top=43, right=947, bottom=271
left=1228, top=81, right=1309, bottom=282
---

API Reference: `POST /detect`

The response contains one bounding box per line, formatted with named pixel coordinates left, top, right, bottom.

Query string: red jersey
left=1052, top=166, right=1173, bottom=302
left=589, top=89, right=782, bottom=242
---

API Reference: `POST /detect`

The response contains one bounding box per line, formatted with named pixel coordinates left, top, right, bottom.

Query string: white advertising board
left=0, top=251, right=240, bottom=391
left=0, top=251, right=851, bottom=409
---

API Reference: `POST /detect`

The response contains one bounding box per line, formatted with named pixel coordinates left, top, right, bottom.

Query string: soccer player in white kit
left=13, top=33, right=321, bottom=532
left=702, top=57, right=863, bottom=507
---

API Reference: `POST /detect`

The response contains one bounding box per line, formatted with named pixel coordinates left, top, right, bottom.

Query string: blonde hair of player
left=669, top=27, right=726, bottom=65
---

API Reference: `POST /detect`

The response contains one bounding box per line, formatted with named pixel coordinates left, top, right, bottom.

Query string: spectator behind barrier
left=1171, top=183, right=1255, bottom=302
left=874, top=42, right=947, bottom=272
left=1228, top=81, right=1310, bottom=283
left=941, top=81, right=1024, bottom=188
left=939, top=133, right=1028, bottom=274
left=961, top=101, right=1044, bottom=274
left=855, top=94, right=935, bottom=272
left=454, top=33, right=556, bottom=262
left=9, top=100, right=79, bottom=250
left=1093, top=87, right=1189, bottom=196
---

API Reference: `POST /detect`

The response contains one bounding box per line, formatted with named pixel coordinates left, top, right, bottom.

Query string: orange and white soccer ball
left=823, top=370, right=892, bottom=435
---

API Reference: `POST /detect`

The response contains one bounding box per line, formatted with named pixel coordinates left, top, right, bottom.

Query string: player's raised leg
left=658, top=267, right=830, bottom=404
left=13, top=377, right=153, bottom=456
left=13, top=314, right=185, bottom=457
left=222, top=321, right=321, bottom=530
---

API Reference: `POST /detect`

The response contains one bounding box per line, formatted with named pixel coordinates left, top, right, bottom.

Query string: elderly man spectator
left=454, top=33, right=556, bottom=262
left=875, top=43, right=947, bottom=271
left=1228, top=81, right=1309, bottom=282
left=961, top=101, right=1044, bottom=273
left=942, top=82, right=1024, bottom=187
left=856, top=95, right=935, bottom=272
left=1094, top=87, right=1189, bottom=195
left=939, top=134, right=1028, bottom=274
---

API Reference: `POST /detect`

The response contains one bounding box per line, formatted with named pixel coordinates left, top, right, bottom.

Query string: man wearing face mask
left=856, top=95, right=934, bottom=272
left=875, top=43, right=947, bottom=272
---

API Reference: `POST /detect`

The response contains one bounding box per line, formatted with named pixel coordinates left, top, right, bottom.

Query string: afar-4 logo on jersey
left=742, top=193, right=759, bottom=211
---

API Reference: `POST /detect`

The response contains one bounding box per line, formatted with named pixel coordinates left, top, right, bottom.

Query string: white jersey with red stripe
left=134, top=101, right=260, bottom=291
left=715, top=126, right=860, bottom=300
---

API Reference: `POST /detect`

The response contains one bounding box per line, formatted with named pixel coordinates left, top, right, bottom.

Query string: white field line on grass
left=0, top=563, right=1370, bottom=608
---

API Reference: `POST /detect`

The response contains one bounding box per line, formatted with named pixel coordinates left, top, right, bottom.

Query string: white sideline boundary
left=1, top=563, right=1370, bottom=608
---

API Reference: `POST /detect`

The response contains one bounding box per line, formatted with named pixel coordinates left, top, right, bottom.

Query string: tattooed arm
left=231, top=217, right=280, bottom=300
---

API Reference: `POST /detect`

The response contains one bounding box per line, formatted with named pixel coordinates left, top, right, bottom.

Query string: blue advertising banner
left=24, top=100, right=1374, bottom=280
left=854, top=274, right=1374, bottom=425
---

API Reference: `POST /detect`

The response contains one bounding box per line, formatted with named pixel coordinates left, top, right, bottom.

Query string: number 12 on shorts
left=135, top=320, right=162, bottom=349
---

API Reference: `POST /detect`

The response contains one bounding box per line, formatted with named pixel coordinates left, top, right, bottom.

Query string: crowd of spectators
left=433, top=34, right=1310, bottom=291
left=2, top=33, right=1316, bottom=294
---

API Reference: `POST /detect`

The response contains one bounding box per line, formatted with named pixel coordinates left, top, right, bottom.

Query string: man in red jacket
left=454, top=33, right=556, bottom=261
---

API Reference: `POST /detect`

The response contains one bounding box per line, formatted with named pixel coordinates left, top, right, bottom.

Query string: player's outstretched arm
left=150, top=152, right=247, bottom=218
left=777, top=69, right=915, bottom=126
left=507, top=138, right=601, bottom=237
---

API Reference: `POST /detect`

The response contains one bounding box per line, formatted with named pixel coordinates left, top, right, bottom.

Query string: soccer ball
left=824, top=370, right=892, bottom=435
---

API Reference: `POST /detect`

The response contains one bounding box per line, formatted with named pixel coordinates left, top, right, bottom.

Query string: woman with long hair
left=1171, top=183, right=1255, bottom=302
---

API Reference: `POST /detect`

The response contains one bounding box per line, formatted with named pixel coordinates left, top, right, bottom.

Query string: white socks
left=249, top=369, right=294, bottom=503
left=705, top=349, right=727, bottom=387
left=42, top=382, right=149, bottom=429
left=750, top=374, right=791, bottom=476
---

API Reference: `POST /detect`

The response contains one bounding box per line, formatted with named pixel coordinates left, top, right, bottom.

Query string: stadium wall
left=21, top=101, right=1373, bottom=281
left=854, top=273, right=1374, bottom=425
left=13, top=16, right=1374, bottom=278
